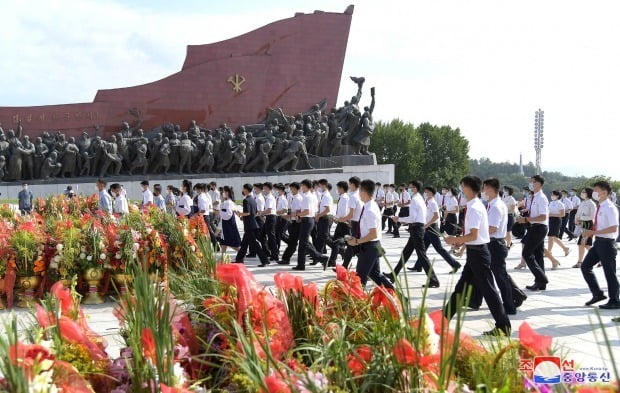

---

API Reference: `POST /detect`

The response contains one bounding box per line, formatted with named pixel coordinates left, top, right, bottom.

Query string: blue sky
left=1, top=0, right=619, bottom=179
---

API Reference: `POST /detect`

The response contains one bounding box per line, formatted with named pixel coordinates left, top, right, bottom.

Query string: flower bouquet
left=48, top=219, right=83, bottom=284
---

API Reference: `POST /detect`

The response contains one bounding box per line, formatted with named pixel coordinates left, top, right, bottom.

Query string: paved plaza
left=2, top=221, right=618, bottom=371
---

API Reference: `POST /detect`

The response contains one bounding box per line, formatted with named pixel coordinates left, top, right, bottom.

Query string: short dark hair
left=253, top=183, right=263, bottom=188
left=504, top=186, right=514, bottom=196
left=242, top=183, right=253, bottom=193
left=531, top=175, right=545, bottom=186
left=409, top=180, right=422, bottom=192
left=194, top=183, right=205, bottom=192
left=290, top=182, right=300, bottom=190
left=274, top=183, right=284, bottom=191
left=359, top=179, right=375, bottom=197
left=375, top=182, right=382, bottom=186
left=460, top=175, right=482, bottom=194
left=325, top=183, right=333, bottom=191
left=483, top=177, right=500, bottom=192
left=140, top=180, right=149, bottom=186
left=97, top=179, right=107, bottom=186
left=561, top=190, right=568, bottom=195
left=301, top=179, right=312, bottom=189
left=110, top=183, right=121, bottom=191
left=424, top=186, right=436, bottom=195
left=154, top=184, right=162, bottom=193
left=583, top=187, right=593, bottom=199
left=336, top=181, right=349, bottom=192
left=263, top=182, right=273, bottom=190
left=450, top=187, right=459, bottom=197
left=592, top=180, right=612, bottom=193
left=349, top=176, right=361, bottom=188
left=319, top=178, right=328, bottom=185
left=551, top=190, right=562, bottom=198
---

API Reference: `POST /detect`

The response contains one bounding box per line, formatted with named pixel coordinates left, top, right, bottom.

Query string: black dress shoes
left=599, top=301, right=620, bottom=310
left=526, top=283, right=546, bottom=291
left=384, top=272, right=395, bottom=283
left=585, top=294, right=607, bottom=306
left=407, top=266, right=422, bottom=272
left=292, top=265, right=305, bottom=271
left=482, top=327, right=511, bottom=337
left=277, top=260, right=290, bottom=265
left=422, top=283, right=440, bottom=288
left=450, top=264, right=461, bottom=274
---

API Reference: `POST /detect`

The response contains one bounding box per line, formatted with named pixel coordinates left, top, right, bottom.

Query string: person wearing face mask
left=442, top=187, right=459, bottom=237
left=217, top=185, right=241, bottom=254
left=110, top=183, right=129, bottom=215
left=234, top=183, right=270, bottom=267
left=340, top=176, right=363, bottom=269
left=95, top=179, right=112, bottom=215
left=384, top=184, right=398, bottom=234
left=568, top=188, right=581, bottom=235
left=457, top=186, right=468, bottom=232
left=502, top=186, right=517, bottom=248
left=17, top=183, right=33, bottom=215
left=327, top=181, right=351, bottom=269
left=580, top=180, right=620, bottom=309
left=546, top=190, right=570, bottom=269
left=260, top=182, right=279, bottom=262
left=559, top=190, right=575, bottom=241
left=313, top=180, right=333, bottom=258
left=516, top=175, right=550, bottom=291
left=175, top=179, right=194, bottom=217
left=394, top=183, right=411, bottom=238
left=573, top=187, right=596, bottom=268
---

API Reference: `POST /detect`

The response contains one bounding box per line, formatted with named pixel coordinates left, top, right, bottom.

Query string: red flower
left=50, top=281, right=74, bottom=315
left=262, top=375, right=291, bottom=393
left=58, top=317, right=107, bottom=361
left=334, top=265, right=365, bottom=299
left=160, top=383, right=192, bottom=393
left=141, top=327, right=157, bottom=362
left=302, top=282, right=319, bottom=305
left=370, top=286, right=401, bottom=317
left=347, top=345, right=373, bottom=376
left=274, top=272, right=304, bottom=292
left=9, top=342, right=54, bottom=378
left=393, top=338, right=418, bottom=366
left=427, top=309, right=448, bottom=335
left=35, top=303, right=54, bottom=329
left=519, top=322, right=552, bottom=356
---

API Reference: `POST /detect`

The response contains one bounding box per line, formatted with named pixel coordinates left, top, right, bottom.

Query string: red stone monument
left=0, top=5, right=354, bottom=137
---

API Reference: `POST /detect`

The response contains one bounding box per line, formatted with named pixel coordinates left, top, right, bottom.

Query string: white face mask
left=592, top=191, right=600, bottom=201
left=551, top=195, right=558, bottom=201
left=446, top=192, right=452, bottom=197
left=407, top=188, right=413, bottom=194
left=580, top=193, right=587, bottom=199
left=528, top=183, right=535, bottom=191
left=441, top=189, right=448, bottom=195
left=481, top=192, right=489, bottom=201
left=285, top=188, right=290, bottom=193
left=569, top=191, right=576, bottom=196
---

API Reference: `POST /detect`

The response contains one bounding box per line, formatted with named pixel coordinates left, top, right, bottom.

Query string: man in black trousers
left=385, top=180, right=440, bottom=288
left=516, top=175, right=550, bottom=291
left=294, top=179, right=328, bottom=271
left=261, top=182, right=279, bottom=262
left=327, top=181, right=351, bottom=268
left=234, top=183, right=270, bottom=267
left=444, top=176, right=511, bottom=336
left=280, top=182, right=302, bottom=265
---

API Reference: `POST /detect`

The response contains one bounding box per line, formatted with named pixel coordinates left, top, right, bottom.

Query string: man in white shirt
left=516, top=175, right=550, bottom=290
left=261, top=182, right=279, bottom=262
left=111, top=183, right=129, bottom=215
left=581, top=180, right=620, bottom=309
left=96, top=179, right=113, bottom=214
left=394, top=183, right=411, bottom=238
left=313, top=180, right=333, bottom=258
left=409, top=186, right=461, bottom=274
left=374, top=181, right=385, bottom=210
left=444, top=175, right=511, bottom=336
left=141, top=180, right=154, bottom=208
left=293, top=179, right=328, bottom=270
left=568, top=188, right=581, bottom=235
left=247, top=183, right=267, bottom=258
left=280, top=182, right=303, bottom=265
left=559, top=190, right=575, bottom=241
left=386, top=180, right=439, bottom=288
left=502, top=186, right=517, bottom=248
left=327, top=181, right=351, bottom=268
left=384, top=184, right=398, bottom=234
left=346, top=179, right=394, bottom=289
left=274, top=183, right=289, bottom=256
left=341, top=177, right=363, bottom=269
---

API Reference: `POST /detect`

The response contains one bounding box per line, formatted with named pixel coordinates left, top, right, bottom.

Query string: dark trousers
left=559, top=213, right=574, bottom=239
left=281, top=221, right=300, bottom=262
left=568, top=209, right=577, bottom=233
left=443, top=244, right=511, bottom=330
left=444, top=213, right=458, bottom=236
left=522, top=224, right=549, bottom=285
left=235, top=228, right=268, bottom=265
left=263, top=215, right=278, bottom=259
left=342, top=221, right=360, bottom=268
left=315, top=216, right=330, bottom=254
left=356, top=241, right=394, bottom=289
left=383, top=207, right=396, bottom=232
left=414, top=226, right=460, bottom=269
left=329, top=222, right=351, bottom=263
left=275, top=217, right=288, bottom=250
left=581, top=238, right=619, bottom=303
left=393, top=224, right=439, bottom=286
left=297, top=217, right=323, bottom=268
left=394, top=207, right=409, bottom=236
left=471, top=239, right=516, bottom=313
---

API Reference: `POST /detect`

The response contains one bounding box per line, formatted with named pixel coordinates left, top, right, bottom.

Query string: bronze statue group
left=91, top=174, right=620, bottom=335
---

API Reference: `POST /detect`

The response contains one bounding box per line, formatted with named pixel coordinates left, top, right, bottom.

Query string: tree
left=369, top=119, right=422, bottom=184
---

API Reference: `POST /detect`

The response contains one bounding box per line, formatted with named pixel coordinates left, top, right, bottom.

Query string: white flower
left=422, top=313, right=440, bottom=355
left=56, top=244, right=63, bottom=252
left=190, top=245, right=196, bottom=252
left=99, top=253, right=106, bottom=260
left=53, top=255, right=61, bottom=263
left=80, top=246, right=86, bottom=252
left=113, top=240, right=121, bottom=247
left=172, top=362, right=187, bottom=387
left=87, top=255, right=93, bottom=261
left=115, top=252, right=122, bottom=259
left=132, top=243, right=140, bottom=252
left=146, top=228, right=153, bottom=235
left=49, top=261, right=58, bottom=269
left=29, top=367, right=58, bottom=393
left=79, top=253, right=86, bottom=259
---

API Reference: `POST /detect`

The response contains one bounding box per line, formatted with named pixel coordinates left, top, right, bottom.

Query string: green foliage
left=370, top=119, right=470, bottom=186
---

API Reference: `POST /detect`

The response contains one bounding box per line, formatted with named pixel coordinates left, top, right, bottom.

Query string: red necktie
left=357, top=205, right=365, bottom=238
left=463, top=209, right=467, bottom=235
left=442, top=196, right=445, bottom=207
left=593, top=204, right=601, bottom=230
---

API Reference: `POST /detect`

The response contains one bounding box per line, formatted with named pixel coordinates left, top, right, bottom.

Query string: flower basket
left=82, top=267, right=104, bottom=304
left=16, top=275, right=41, bottom=308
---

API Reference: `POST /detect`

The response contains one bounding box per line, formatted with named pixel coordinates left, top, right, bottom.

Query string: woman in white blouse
left=175, top=179, right=194, bottom=217
left=573, top=187, right=597, bottom=268
left=545, top=190, right=570, bottom=269
left=217, top=185, right=241, bottom=254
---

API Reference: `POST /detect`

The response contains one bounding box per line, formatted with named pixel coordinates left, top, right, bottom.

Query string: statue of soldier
left=21, top=136, right=36, bottom=180
left=0, top=156, right=6, bottom=180
left=128, top=138, right=149, bottom=175
left=89, top=137, right=105, bottom=176
left=268, top=134, right=286, bottom=167
left=33, top=137, right=49, bottom=178
left=0, top=133, right=9, bottom=161
left=217, top=133, right=234, bottom=172
left=168, top=132, right=181, bottom=172
left=148, top=133, right=163, bottom=169
left=246, top=136, right=274, bottom=173
left=6, top=132, right=24, bottom=181
left=329, top=127, right=344, bottom=157
left=60, top=137, right=79, bottom=178
left=196, top=134, right=215, bottom=173
left=41, top=131, right=55, bottom=151
left=177, top=134, right=195, bottom=174
left=273, top=135, right=303, bottom=173
left=225, top=142, right=247, bottom=173
left=99, top=135, right=123, bottom=177
left=40, top=151, right=62, bottom=180
left=151, top=137, right=171, bottom=175
left=76, top=131, right=91, bottom=175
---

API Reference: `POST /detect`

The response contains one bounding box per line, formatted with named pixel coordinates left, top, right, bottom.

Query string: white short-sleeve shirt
left=399, top=191, right=411, bottom=206
left=464, top=198, right=490, bottom=245
left=348, top=190, right=363, bottom=221
left=335, top=193, right=350, bottom=218
left=595, top=199, right=619, bottom=239
left=444, top=195, right=458, bottom=212
left=290, top=194, right=302, bottom=220
left=487, top=197, right=507, bottom=239
left=264, top=194, right=276, bottom=215
left=197, top=192, right=212, bottom=215
left=561, top=197, right=573, bottom=213
left=176, top=194, right=193, bottom=216
left=300, top=191, right=317, bottom=217
left=319, top=191, right=333, bottom=215
left=425, top=197, right=440, bottom=225
left=400, top=193, right=426, bottom=224
left=220, top=199, right=235, bottom=221
left=577, top=199, right=596, bottom=222
left=142, top=189, right=154, bottom=206
left=549, top=200, right=565, bottom=216
left=254, top=193, right=265, bottom=212
left=529, top=191, right=550, bottom=226
left=276, top=195, right=288, bottom=212
left=360, top=200, right=381, bottom=241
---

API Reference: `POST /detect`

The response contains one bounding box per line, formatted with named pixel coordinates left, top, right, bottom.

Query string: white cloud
left=1, top=0, right=619, bottom=179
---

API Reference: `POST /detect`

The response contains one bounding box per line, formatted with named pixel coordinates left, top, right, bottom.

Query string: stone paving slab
left=1, top=223, right=618, bottom=372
